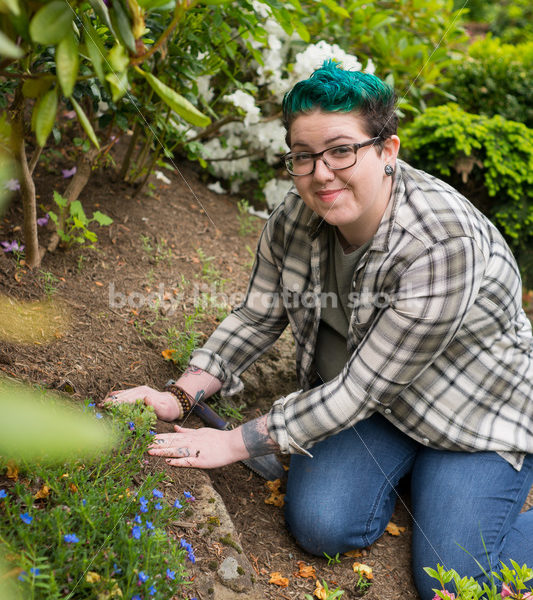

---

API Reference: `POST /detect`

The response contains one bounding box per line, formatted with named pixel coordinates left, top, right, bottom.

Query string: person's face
left=288, top=110, right=400, bottom=246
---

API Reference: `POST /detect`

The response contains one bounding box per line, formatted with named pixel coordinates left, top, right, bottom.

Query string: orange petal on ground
left=269, top=572, right=289, bottom=587
left=344, top=549, right=364, bottom=558
left=313, top=579, right=327, bottom=600
left=385, top=521, right=406, bottom=536
left=161, top=349, right=176, bottom=360
left=353, top=562, right=374, bottom=580
left=34, top=484, right=50, bottom=499
left=294, top=561, right=316, bottom=578
left=264, top=492, right=284, bottom=507
left=265, top=479, right=282, bottom=492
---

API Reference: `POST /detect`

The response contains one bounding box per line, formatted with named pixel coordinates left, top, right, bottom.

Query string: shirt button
left=422, top=438, right=429, bottom=445
left=384, top=408, right=391, bottom=415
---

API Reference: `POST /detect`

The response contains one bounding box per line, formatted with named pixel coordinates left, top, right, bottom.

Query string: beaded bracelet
left=164, top=384, right=193, bottom=416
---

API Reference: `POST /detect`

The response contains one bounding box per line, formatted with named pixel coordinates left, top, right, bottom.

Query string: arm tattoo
left=183, top=366, right=203, bottom=376
left=241, top=415, right=279, bottom=458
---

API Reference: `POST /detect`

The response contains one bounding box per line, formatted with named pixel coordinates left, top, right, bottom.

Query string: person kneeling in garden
left=105, top=61, right=533, bottom=599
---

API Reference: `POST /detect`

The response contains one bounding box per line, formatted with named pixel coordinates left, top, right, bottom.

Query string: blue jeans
left=284, top=414, right=533, bottom=600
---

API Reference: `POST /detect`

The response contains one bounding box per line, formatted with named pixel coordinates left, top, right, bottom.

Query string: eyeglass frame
left=283, top=136, right=383, bottom=176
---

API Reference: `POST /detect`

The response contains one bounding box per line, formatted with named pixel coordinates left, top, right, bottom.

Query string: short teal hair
left=282, top=60, right=397, bottom=148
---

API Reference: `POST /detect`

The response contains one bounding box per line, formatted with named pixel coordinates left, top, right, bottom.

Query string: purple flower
left=154, top=502, right=162, bottom=510
left=166, top=568, right=175, bottom=580
left=62, top=166, right=77, bottom=178
left=1, top=240, right=24, bottom=253
left=132, top=526, right=142, bottom=540
left=4, top=178, right=20, bottom=191
left=183, top=491, right=195, bottom=502
left=180, top=538, right=196, bottom=563
left=20, top=513, right=33, bottom=524
left=64, top=533, right=79, bottom=543
left=138, top=571, right=149, bottom=583
left=173, top=499, right=183, bottom=509
left=0, top=489, right=7, bottom=499
left=152, top=489, right=163, bottom=499
left=37, top=214, right=49, bottom=227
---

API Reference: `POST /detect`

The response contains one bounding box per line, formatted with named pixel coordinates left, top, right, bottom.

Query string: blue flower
left=64, top=533, right=79, bottom=543
left=20, top=513, right=33, bottom=524
left=173, top=499, right=182, bottom=509
left=166, top=568, right=175, bottom=580
left=30, top=567, right=40, bottom=576
left=113, top=563, right=122, bottom=574
left=146, top=521, right=154, bottom=530
left=88, top=402, right=95, bottom=407
left=139, top=496, right=148, bottom=506
left=180, top=538, right=196, bottom=563
left=149, top=430, right=156, bottom=436
left=138, top=571, right=149, bottom=583
left=154, top=503, right=162, bottom=510
left=183, top=491, right=195, bottom=502
left=81, top=498, right=87, bottom=506
left=152, top=489, right=163, bottom=499
left=134, top=515, right=142, bottom=524
left=149, top=585, right=156, bottom=596
left=132, top=526, right=142, bottom=540
left=0, top=489, right=7, bottom=499
left=140, top=505, right=148, bottom=513
left=95, top=412, right=103, bottom=419
left=128, top=421, right=135, bottom=431
left=132, top=596, right=142, bottom=600
left=18, top=571, right=27, bottom=581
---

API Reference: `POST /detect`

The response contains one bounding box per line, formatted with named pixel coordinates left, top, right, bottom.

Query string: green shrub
left=401, top=104, right=533, bottom=284
left=445, top=37, right=533, bottom=128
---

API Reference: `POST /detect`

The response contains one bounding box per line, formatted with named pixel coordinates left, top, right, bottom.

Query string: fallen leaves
left=385, top=521, right=406, bottom=536
left=6, top=460, right=18, bottom=480
left=269, top=571, right=289, bottom=587
left=34, top=484, right=50, bottom=499
left=264, top=478, right=284, bottom=507
left=344, top=549, right=364, bottom=558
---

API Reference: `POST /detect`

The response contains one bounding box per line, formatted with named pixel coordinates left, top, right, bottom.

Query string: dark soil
left=1, top=152, right=532, bottom=600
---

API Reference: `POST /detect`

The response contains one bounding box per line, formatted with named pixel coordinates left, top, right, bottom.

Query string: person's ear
left=381, top=135, right=400, bottom=165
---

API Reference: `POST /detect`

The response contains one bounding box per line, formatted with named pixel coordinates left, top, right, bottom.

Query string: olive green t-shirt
left=315, top=227, right=370, bottom=383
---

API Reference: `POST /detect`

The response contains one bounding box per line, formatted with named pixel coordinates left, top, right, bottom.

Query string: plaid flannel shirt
left=190, top=160, right=533, bottom=470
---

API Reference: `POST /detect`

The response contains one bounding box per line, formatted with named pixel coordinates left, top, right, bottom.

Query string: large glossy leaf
left=56, top=30, right=79, bottom=97
left=141, top=71, right=211, bottom=127
left=29, top=0, right=73, bottom=45
left=32, top=87, right=58, bottom=147
left=0, top=29, right=22, bottom=57
left=111, top=0, right=136, bottom=53
left=70, top=97, right=100, bottom=149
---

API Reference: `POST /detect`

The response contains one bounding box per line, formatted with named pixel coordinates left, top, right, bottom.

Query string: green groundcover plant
left=0, top=400, right=197, bottom=600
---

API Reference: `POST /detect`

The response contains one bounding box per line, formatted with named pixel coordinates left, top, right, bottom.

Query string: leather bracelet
left=164, top=384, right=193, bottom=415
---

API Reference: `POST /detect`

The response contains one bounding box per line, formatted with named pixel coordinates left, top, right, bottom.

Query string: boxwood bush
left=400, top=103, right=533, bottom=285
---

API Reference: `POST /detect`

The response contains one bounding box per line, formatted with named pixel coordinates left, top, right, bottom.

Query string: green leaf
left=92, top=210, right=113, bottom=225
left=108, top=42, right=129, bottom=72
left=53, top=190, right=68, bottom=208
left=56, top=30, right=79, bottom=98
left=69, top=200, right=87, bottom=223
left=29, top=0, right=73, bottom=45
left=22, top=76, right=53, bottom=98
left=84, top=229, right=98, bottom=242
left=0, top=29, right=22, bottom=57
left=70, top=97, right=100, bottom=149
left=83, top=17, right=106, bottom=85
left=318, top=0, right=350, bottom=18
left=105, top=70, right=129, bottom=102
left=137, top=0, right=175, bottom=9
left=0, top=0, right=20, bottom=16
left=141, top=71, right=211, bottom=127
left=0, top=381, right=116, bottom=463
left=110, top=0, right=136, bottom=53
left=87, top=0, right=116, bottom=35
left=32, top=87, right=58, bottom=147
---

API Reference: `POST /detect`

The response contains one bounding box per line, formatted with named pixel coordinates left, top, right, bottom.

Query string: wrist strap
left=164, top=384, right=193, bottom=414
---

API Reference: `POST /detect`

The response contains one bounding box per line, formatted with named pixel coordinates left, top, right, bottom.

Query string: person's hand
left=147, top=425, right=249, bottom=469
left=101, top=385, right=182, bottom=421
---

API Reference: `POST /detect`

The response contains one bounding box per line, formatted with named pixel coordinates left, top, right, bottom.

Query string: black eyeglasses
left=283, top=137, right=382, bottom=176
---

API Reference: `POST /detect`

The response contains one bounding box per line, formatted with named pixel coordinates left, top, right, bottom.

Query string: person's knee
left=284, top=499, right=384, bottom=556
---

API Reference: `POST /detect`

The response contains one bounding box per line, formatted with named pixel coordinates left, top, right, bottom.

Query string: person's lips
left=316, top=188, right=344, bottom=203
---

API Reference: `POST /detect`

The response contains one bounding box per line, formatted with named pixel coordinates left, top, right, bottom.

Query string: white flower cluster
left=263, top=177, right=293, bottom=210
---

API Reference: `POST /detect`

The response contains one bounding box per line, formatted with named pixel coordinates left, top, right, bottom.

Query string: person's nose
left=313, top=157, right=335, bottom=182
